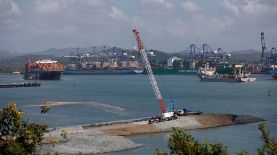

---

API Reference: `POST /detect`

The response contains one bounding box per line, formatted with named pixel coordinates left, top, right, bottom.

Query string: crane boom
left=132, top=29, right=166, bottom=113
left=261, top=32, right=267, bottom=64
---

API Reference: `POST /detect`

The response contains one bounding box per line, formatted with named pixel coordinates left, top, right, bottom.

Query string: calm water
left=0, top=74, right=276, bottom=154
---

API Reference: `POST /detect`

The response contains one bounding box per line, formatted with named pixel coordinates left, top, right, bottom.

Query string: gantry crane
left=132, top=29, right=174, bottom=118
left=261, top=32, right=267, bottom=64
left=261, top=32, right=277, bottom=65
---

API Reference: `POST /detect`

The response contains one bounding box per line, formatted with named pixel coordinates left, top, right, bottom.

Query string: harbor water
left=0, top=74, right=276, bottom=154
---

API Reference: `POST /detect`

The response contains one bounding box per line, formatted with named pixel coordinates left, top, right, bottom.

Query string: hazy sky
left=0, top=0, right=277, bottom=53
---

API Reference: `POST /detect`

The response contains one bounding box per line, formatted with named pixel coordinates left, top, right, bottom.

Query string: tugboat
left=24, top=60, right=64, bottom=80
left=270, top=65, right=277, bottom=80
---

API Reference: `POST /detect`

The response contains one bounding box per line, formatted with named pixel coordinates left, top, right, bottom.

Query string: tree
left=257, top=123, right=277, bottom=155
left=0, top=104, right=47, bottom=154
left=41, top=105, right=50, bottom=114
left=156, top=124, right=277, bottom=155
left=156, top=127, right=228, bottom=155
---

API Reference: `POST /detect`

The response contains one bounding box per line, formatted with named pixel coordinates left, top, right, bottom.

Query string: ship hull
left=198, top=75, right=242, bottom=82
left=24, top=71, right=62, bottom=80
left=270, top=70, right=277, bottom=80
left=63, top=69, right=144, bottom=75
left=149, top=69, right=198, bottom=74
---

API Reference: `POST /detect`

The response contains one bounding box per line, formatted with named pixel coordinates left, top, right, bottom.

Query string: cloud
left=34, top=0, right=108, bottom=15
left=142, top=0, right=174, bottom=9
left=109, top=6, right=128, bottom=22
left=140, top=0, right=174, bottom=15
left=0, top=0, right=20, bottom=18
left=31, top=0, right=112, bottom=34
left=1, top=0, right=277, bottom=52
left=0, top=0, right=21, bottom=31
left=193, top=14, right=235, bottom=33
left=166, top=19, right=190, bottom=37
left=181, top=1, right=202, bottom=13
left=222, top=0, right=276, bottom=15
left=34, top=0, right=64, bottom=15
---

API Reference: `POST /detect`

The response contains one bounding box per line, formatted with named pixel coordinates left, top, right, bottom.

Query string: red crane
left=132, top=29, right=173, bottom=117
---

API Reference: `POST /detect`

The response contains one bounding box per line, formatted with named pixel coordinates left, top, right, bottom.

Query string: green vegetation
left=40, top=105, right=50, bottom=114
left=156, top=128, right=228, bottom=155
left=156, top=124, right=277, bottom=155
left=0, top=104, right=47, bottom=154
left=257, top=123, right=277, bottom=155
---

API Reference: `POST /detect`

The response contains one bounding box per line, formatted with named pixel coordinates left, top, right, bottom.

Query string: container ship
left=24, top=60, right=64, bottom=80
left=145, top=57, right=198, bottom=75
left=63, top=56, right=144, bottom=75
left=64, top=68, right=144, bottom=75
left=148, top=68, right=197, bottom=74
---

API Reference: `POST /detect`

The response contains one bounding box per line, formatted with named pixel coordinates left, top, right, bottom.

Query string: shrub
left=156, top=123, right=277, bottom=155
left=0, top=104, right=47, bottom=154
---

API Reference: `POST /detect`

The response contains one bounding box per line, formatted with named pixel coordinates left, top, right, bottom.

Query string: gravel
left=40, top=131, right=142, bottom=154
left=154, top=116, right=202, bottom=131
left=39, top=113, right=263, bottom=154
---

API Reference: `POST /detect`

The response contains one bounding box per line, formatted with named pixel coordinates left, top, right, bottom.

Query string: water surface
left=0, top=74, right=276, bottom=154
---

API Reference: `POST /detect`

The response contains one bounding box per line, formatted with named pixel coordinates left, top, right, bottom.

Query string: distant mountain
left=0, top=54, right=59, bottom=73
left=229, top=49, right=261, bottom=63
left=37, top=45, right=113, bottom=57
left=35, top=45, right=179, bottom=61
left=230, top=49, right=260, bottom=54
left=0, top=50, right=19, bottom=60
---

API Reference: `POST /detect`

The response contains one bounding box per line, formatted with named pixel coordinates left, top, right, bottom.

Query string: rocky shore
left=40, top=113, right=263, bottom=154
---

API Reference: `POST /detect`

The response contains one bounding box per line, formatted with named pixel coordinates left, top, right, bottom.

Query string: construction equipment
left=132, top=29, right=174, bottom=118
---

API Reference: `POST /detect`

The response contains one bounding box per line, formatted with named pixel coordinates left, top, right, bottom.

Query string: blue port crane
left=260, top=32, right=277, bottom=65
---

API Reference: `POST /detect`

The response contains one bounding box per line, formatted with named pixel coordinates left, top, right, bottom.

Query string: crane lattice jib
left=132, top=29, right=166, bottom=113
left=261, top=32, right=267, bottom=64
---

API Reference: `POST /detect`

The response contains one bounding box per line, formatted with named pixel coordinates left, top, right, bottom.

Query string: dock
left=0, top=82, right=41, bottom=88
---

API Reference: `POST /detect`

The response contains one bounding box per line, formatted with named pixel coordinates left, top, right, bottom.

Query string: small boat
left=270, top=65, right=277, bottom=80
left=12, top=71, right=21, bottom=75
left=241, top=77, right=257, bottom=82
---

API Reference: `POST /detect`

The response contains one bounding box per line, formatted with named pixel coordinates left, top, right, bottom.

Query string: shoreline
left=40, top=113, right=264, bottom=154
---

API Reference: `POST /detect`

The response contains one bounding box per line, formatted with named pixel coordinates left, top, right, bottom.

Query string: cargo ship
left=148, top=68, right=197, bottom=74
left=198, top=65, right=256, bottom=82
left=64, top=68, right=143, bottom=75
left=146, top=57, right=198, bottom=75
left=63, top=53, right=144, bottom=75
left=24, top=60, right=64, bottom=80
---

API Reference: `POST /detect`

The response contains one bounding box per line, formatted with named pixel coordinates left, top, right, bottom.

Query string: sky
left=0, top=0, right=277, bottom=53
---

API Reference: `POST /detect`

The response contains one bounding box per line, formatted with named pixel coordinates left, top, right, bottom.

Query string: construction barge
left=0, top=82, right=41, bottom=88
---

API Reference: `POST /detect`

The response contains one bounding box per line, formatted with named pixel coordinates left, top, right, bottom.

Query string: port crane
left=183, top=44, right=231, bottom=65
left=132, top=29, right=174, bottom=118
left=260, top=32, right=277, bottom=65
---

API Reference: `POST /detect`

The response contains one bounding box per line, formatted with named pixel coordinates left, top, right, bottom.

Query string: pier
left=0, top=82, right=41, bottom=88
